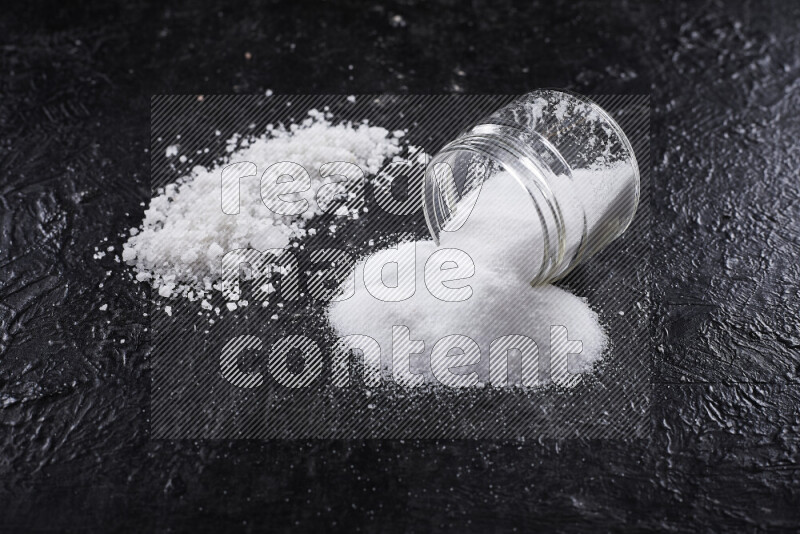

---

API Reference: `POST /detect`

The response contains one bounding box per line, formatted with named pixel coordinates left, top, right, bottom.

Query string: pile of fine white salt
left=327, top=171, right=608, bottom=387
left=122, top=110, right=403, bottom=300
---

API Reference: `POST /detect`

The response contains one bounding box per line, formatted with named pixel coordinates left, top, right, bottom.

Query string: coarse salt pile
left=122, top=110, right=403, bottom=299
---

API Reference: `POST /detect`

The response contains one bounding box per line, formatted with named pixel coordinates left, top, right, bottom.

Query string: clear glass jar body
left=423, top=89, right=640, bottom=285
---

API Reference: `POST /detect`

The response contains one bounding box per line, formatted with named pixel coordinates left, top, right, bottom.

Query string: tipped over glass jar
left=423, top=89, right=641, bottom=286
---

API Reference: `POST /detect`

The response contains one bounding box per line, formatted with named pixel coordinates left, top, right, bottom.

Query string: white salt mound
left=327, top=172, right=608, bottom=387
left=122, top=110, right=402, bottom=299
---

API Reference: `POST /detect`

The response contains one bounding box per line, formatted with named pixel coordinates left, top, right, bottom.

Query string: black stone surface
left=1, top=0, right=799, bottom=531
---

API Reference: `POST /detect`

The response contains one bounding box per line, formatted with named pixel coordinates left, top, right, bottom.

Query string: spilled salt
left=327, top=171, right=608, bottom=387
left=122, top=110, right=402, bottom=300
left=121, top=109, right=609, bottom=387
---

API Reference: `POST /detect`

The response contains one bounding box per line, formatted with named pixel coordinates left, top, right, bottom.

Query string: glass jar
left=423, top=89, right=640, bottom=286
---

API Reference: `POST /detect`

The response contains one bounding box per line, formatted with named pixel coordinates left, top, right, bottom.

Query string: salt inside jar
left=423, top=89, right=641, bottom=285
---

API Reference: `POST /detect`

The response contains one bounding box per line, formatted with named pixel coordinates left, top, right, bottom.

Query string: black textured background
left=1, top=0, right=799, bottom=531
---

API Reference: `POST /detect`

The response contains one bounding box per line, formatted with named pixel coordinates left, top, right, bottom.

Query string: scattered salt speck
left=165, top=145, right=179, bottom=158
left=226, top=302, right=237, bottom=312
left=99, top=304, right=108, bottom=311
left=346, top=95, right=357, bottom=103
left=164, top=306, right=172, bottom=316
left=265, top=89, right=274, bottom=97
left=178, top=155, right=188, bottom=163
